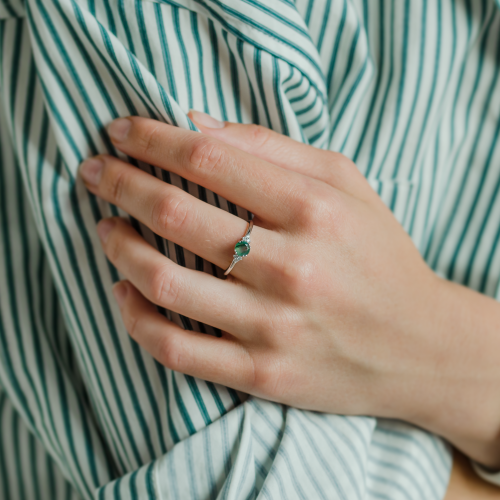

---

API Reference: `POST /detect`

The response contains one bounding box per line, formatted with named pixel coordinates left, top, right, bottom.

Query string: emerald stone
left=234, top=240, right=250, bottom=257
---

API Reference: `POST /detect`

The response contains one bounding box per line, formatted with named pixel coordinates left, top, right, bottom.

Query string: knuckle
left=103, top=167, right=128, bottom=203
left=247, top=124, right=273, bottom=149
left=252, top=358, right=278, bottom=394
left=188, top=137, right=226, bottom=175
left=327, top=150, right=351, bottom=165
left=252, top=355, right=291, bottom=399
left=148, top=264, right=181, bottom=306
left=103, top=225, right=121, bottom=261
left=323, top=152, right=365, bottom=186
left=335, top=153, right=357, bottom=171
left=123, top=308, right=140, bottom=341
left=277, top=253, right=318, bottom=298
left=151, top=194, right=190, bottom=234
left=245, top=350, right=257, bottom=390
left=141, top=124, right=162, bottom=158
left=295, top=189, right=336, bottom=230
left=334, top=156, right=359, bottom=183
left=158, top=335, right=188, bottom=372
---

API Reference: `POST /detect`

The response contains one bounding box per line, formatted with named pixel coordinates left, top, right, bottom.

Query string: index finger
left=107, top=116, right=316, bottom=227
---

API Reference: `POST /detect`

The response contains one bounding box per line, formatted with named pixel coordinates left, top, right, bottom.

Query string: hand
left=79, top=112, right=500, bottom=467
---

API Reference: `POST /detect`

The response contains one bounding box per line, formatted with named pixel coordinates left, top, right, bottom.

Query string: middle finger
left=107, top=116, right=315, bottom=227
left=80, top=154, right=282, bottom=280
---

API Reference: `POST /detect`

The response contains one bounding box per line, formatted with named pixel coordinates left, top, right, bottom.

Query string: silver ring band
left=224, top=220, right=253, bottom=276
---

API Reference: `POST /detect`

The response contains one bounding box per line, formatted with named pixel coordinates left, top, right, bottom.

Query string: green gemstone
left=234, top=240, right=250, bottom=257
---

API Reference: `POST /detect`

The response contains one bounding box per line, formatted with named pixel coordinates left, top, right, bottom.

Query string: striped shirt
left=0, top=0, right=499, bottom=497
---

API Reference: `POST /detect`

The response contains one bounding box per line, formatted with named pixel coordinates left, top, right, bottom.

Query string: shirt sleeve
left=471, top=461, right=500, bottom=487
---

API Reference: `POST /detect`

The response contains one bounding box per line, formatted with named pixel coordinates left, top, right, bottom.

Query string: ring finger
left=98, top=217, right=261, bottom=335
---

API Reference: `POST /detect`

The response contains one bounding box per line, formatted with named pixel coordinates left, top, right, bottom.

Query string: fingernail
left=108, top=118, right=132, bottom=142
left=97, top=219, right=116, bottom=243
left=80, top=157, right=104, bottom=186
left=189, top=110, right=225, bottom=129
left=112, top=281, right=128, bottom=307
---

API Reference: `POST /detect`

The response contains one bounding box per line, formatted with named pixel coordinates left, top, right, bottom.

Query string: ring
left=224, top=220, right=254, bottom=276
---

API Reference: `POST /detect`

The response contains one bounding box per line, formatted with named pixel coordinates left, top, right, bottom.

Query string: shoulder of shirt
left=471, top=461, right=500, bottom=487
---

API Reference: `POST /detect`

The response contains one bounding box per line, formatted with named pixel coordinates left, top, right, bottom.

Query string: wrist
left=403, top=277, right=500, bottom=468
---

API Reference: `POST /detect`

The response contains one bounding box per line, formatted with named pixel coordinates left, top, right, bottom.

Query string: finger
left=98, top=217, right=256, bottom=334
left=107, top=116, right=318, bottom=227
left=113, top=280, right=254, bottom=389
left=188, top=110, right=375, bottom=200
left=80, top=155, right=283, bottom=280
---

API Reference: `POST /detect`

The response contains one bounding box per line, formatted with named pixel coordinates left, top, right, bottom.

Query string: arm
left=80, top=113, right=500, bottom=471
left=410, top=278, right=500, bottom=469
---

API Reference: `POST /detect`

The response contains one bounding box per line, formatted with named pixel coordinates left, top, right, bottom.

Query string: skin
left=445, top=452, right=500, bottom=499
left=79, top=112, right=500, bottom=490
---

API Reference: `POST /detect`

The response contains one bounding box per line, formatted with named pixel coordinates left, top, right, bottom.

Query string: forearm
left=402, top=277, right=500, bottom=468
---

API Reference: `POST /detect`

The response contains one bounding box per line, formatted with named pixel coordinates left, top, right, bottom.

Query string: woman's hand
left=79, top=113, right=500, bottom=468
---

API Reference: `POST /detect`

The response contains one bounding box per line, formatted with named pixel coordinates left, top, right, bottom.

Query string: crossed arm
left=79, top=112, right=500, bottom=476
